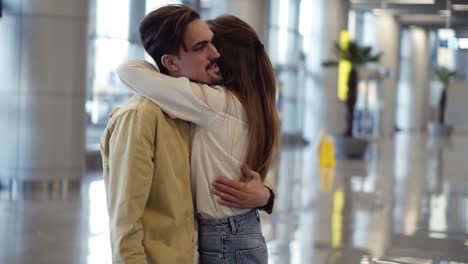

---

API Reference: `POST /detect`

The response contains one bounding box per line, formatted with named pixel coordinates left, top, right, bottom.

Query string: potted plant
left=322, top=41, right=382, bottom=159
left=428, top=66, right=457, bottom=137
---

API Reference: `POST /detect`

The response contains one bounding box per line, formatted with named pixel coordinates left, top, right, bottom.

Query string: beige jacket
left=101, top=96, right=194, bottom=264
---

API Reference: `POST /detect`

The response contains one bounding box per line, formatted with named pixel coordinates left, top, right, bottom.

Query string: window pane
left=145, top=0, right=181, bottom=14
left=87, top=0, right=132, bottom=147
left=96, top=0, right=130, bottom=38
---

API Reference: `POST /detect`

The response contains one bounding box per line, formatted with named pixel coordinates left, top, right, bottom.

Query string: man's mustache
left=206, top=60, right=218, bottom=70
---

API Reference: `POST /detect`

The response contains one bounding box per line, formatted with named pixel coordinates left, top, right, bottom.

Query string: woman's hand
left=211, top=164, right=270, bottom=209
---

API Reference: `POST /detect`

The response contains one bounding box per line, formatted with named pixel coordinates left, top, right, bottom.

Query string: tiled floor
left=267, top=133, right=468, bottom=264
left=1, top=133, right=468, bottom=263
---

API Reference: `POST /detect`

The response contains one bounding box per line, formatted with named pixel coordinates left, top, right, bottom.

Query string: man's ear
left=161, top=54, right=179, bottom=72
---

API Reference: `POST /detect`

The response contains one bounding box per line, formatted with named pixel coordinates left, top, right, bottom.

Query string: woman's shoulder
left=214, top=89, right=247, bottom=123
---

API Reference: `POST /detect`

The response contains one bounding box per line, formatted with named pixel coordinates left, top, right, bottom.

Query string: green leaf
left=322, top=40, right=382, bottom=67
left=433, top=66, right=457, bottom=87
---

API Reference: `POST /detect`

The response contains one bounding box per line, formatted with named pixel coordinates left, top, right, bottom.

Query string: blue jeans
left=198, top=210, right=268, bottom=264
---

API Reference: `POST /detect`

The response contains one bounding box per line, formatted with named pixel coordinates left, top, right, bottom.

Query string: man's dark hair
left=139, top=5, right=200, bottom=74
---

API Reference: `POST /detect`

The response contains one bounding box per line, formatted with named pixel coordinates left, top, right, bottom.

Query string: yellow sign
left=338, top=30, right=351, bottom=101
left=318, top=131, right=336, bottom=168
left=318, top=131, right=336, bottom=192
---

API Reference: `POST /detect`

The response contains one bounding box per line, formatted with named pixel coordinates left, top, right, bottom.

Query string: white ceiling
left=351, top=0, right=468, bottom=27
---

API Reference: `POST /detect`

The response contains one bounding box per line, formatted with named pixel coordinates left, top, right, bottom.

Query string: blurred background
left=1, top=0, right=468, bottom=263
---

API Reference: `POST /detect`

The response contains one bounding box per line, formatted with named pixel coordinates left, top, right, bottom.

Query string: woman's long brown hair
left=207, top=15, right=280, bottom=180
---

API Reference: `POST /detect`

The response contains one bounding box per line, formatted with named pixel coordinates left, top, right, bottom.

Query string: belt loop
left=255, top=210, right=260, bottom=221
left=228, top=216, right=237, bottom=234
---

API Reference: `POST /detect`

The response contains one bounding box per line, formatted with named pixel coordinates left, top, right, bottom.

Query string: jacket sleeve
left=261, top=178, right=276, bottom=214
left=116, top=60, right=224, bottom=127
left=104, top=109, right=156, bottom=264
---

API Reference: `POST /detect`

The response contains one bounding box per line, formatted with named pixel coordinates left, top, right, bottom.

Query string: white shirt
left=117, top=60, right=250, bottom=219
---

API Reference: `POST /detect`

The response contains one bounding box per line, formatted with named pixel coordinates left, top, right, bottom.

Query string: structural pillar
left=301, top=0, right=350, bottom=140
left=128, top=0, right=146, bottom=60
left=396, top=27, right=430, bottom=131
left=374, top=15, right=401, bottom=137
left=299, top=0, right=349, bottom=255
left=321, top=0, right=350, bottom=135
left=0, top=0, right=89, bottom=188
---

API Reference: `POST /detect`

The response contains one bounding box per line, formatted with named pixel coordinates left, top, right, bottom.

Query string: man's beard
left=206, top=60, right=222, bottom=84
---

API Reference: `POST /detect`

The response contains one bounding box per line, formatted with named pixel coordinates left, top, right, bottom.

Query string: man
left=101, top=5, right=274, bottom=264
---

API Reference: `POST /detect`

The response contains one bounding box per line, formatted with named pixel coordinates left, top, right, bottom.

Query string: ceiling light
left=439, top=9, right=451, bottom=17
left=438, top=28, right=455, bottom=39
left=351, top=0, right=434, bottom=3
left=453, top=4, right=468, bottom=11
left=460, top=39, right=468, bottom=50
left=384, top=0, right=435, bottom=4
left=373, top=8, right=407, bottom=16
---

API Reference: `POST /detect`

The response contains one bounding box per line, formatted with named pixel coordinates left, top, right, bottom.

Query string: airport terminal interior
left=1, top=0, right=468, bottom=263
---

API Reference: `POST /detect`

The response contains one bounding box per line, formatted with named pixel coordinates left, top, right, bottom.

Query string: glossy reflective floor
left=267, top=133, right=468, bottom=264
left=1, top=133, right=468, bottom=264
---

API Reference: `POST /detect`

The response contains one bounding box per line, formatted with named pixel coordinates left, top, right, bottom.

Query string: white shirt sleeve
left=116, top=60, right=224, bottom=127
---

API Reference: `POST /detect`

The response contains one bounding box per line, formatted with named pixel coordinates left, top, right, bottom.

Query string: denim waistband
left=198, top=209, right=259, bottom=225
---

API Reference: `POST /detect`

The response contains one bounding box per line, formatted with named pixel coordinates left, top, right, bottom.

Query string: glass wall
left=269, top=0, right=306, bottom=142
left=86, top=0, right=182, bottom=147
left=340, top=10, right=384, bottom=137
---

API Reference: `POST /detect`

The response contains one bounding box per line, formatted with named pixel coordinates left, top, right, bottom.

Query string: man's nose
left=209, top=43, right=220, bottom=59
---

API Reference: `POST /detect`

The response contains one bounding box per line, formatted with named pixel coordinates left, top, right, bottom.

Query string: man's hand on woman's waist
left=211, top=164, right=271, bottom=209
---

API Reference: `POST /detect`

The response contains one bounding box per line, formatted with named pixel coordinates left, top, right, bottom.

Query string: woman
left=117, top=15, right=279, bottom=263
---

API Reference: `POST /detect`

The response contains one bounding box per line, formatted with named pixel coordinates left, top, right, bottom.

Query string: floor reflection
left=0, top=133, right=468, bottom=263
left=85, top=179, right=111, bottom=264
left=266, top=133, right=468, bottom=264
